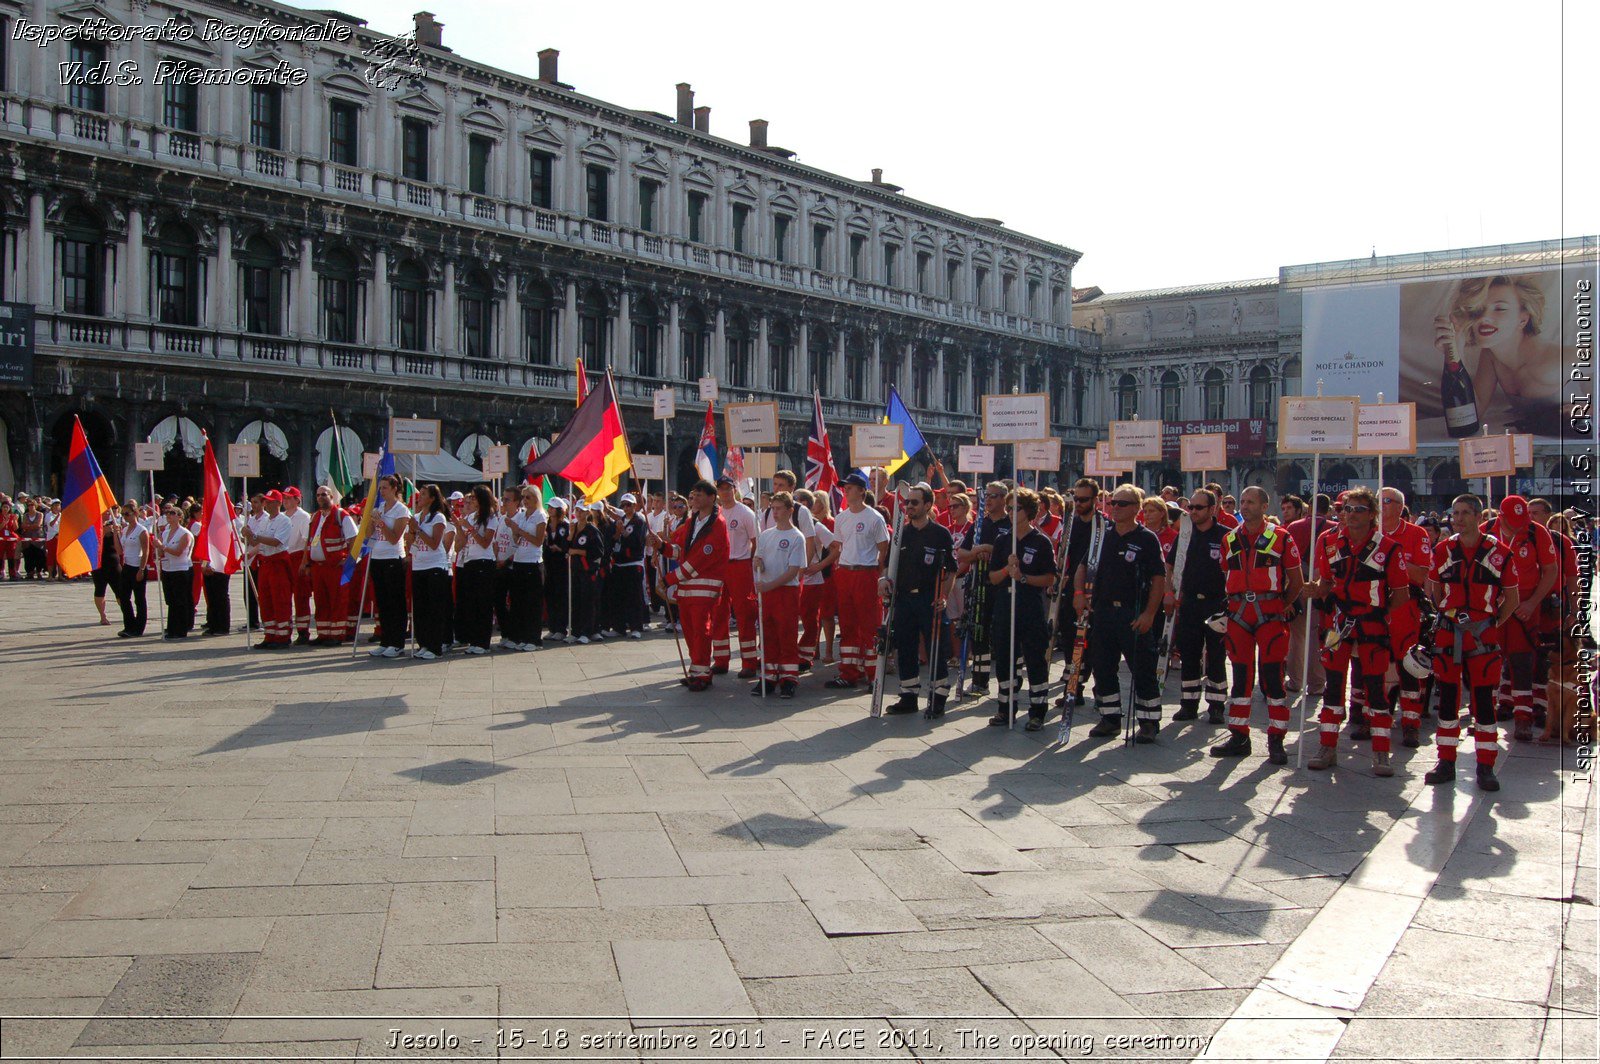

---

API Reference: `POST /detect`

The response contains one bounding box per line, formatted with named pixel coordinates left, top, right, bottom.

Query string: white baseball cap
left=620, top=493, right=637, bottom=505
left=448, top=491, right=465, bottom=501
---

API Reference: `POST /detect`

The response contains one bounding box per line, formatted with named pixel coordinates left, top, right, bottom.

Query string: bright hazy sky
left=343, top=0, right=1595, bottom=294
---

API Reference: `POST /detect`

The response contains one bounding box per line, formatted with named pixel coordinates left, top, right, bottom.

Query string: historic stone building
left=0, top=0, right=1100, bottom=498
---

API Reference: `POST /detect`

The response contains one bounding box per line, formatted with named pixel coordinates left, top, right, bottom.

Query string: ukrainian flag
left=57, top=417, right=118, bottom=578
left=341, top=446, right=391, bottom=585
left=882, top=386, right=928, bottom=477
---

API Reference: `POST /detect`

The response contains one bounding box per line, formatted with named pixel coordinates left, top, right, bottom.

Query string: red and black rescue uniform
left=1427, top=531, right=1513, bottom=773
left=664, top=508, right=730, bottom=689
left=1382, top=518, right=1433, bottom=739
left=1314, top=526, right=1406, bottom=755
left=1221, top=521, right=1303, bottom=743
left=1166, top=521, right=1230, bottom=720
left=1485, top=509, right=1557, bottom=733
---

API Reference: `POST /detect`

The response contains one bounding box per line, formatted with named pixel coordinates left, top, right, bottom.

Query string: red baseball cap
left=1499, top=495, right=1530, bottom=531
left=283, top=487, right=302, bottom=499
left=263, top=490, right=283, bottom=503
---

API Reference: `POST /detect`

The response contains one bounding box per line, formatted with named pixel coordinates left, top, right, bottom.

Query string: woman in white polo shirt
left=366, top=475, right=411, bottom=659
left=407, top=484, right=454, bottom=660
left=154, top=503, right=195, bottom=639
left=453, top=485, right=501, bottom=655
left=505, top=484, right=547, bottom=650
left=113, top=500, right=150, bottom=637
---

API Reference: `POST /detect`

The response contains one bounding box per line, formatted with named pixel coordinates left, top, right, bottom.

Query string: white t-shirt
left=761, top=502, right=815, bottom=540
left=755, top=526, right=807, bottom=589
left=835, top=506, right=889, bottom=567
left=254, top=512, right=293, bottom=557
left=283, top=506, right=311, bottom=553
left=804, top=523, right=837, bottom=587
left=410, top=512, right=450, bottom=570
left=722, top=501, right=758, bottom=561
left=119, top=524, right=148, bottom=569
left=367, top=502, right=410, bottom=560
left=307, top=510, right=358, bottom=562
left=510, top=509, right=546, bottom=564
left=460, top=515, right=503, bottom=564
left=158, top=524, right=193, bottom=572
left=493, top=515, right=516, bottom=563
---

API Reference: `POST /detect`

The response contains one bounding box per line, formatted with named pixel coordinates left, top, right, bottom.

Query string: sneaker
left=563, top=635, right=576, bottom=644
left=464, top=645, right=488, bottom=655
left=381, top=646, right=401, bottom=659
left=498, top=640, right=522, bottom=651
left=628, top=631, right=642, bottom=641
left=411, top=649, right=437, bottom=660
left=1088, top=715, right=1121, bottom=738
left=577, top=636, right=590, bottom=645
left=824, top=677, right=855, bottom=690
left=779, top=680, right=797, bottom=699
left=1424, top=760, right=1456, bottom=785
left=602, top=630, right=621, bottom=639
left=368, top=646, right=388, bottom=657
left=1210, top=732, right=1251, bottom=758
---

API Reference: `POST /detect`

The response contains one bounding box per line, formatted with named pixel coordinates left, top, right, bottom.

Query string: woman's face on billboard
left=1474, top=284, right=1529, bottom=348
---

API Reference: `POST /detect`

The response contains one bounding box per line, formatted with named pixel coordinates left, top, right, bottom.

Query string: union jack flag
left=804, top=390, right=841, bottom=508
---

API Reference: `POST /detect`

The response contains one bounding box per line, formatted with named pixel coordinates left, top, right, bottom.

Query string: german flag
left=527, top=370, right=632, bottom=503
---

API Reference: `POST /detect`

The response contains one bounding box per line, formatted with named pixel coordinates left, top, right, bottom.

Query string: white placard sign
left=1459, top=435, right=1515, bottom=479
left=957, top=444, right=996, bottom=474
left=387, top=417, right=442, bottom=455
left=1083, top=447, right=1112, bottom=479
left=850, top=423, right=905, bottom=466
left=653, top=388, right=676, bottom=420
left=1096, top=441, right=1132, bottom=474
left=1015, top=438, right=1062, bottom=471
left=227, top=443, right=260, bottom=478
left=1180, top=433, right=1228, bottom=473
left=481, top=445, right=510, bottom=476
left=981, top=393, right=1050, bottom=444
left=1109, top=419, right=1163, bottom=463
left=1277, top=396, right=1360, bottom=455
left=1355, top=402, right=1418, bottom=456
left=133, top=442, right=165, bottom=472
left=698, top=376, right=719, bottom=402
left=362, top=452, right=380, bottom=478
left=631, top=454, right=665, bottom=480
left=725, top=402, right=780, bottom=448
left=1511, top=433, right=1534, bottom=469
left=745, top=451, right=778, bottom=480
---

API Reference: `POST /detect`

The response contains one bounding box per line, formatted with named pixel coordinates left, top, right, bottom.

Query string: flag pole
left=1296, top=380, right=1326, bottom=768
left=148, top=436, right=166, bottom=638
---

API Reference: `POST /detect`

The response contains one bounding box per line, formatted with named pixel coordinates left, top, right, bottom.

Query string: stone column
left=496, top=283, right=514, bottom=362
left=26, top=191, right=46, bottom=306
left=562, top=280, right=579, bottom=364
left=369, top=247, right=388, bottom=346
left=210, top=223, right=233, bottom=326
left=933, top=347, right=946, bottom=411
left=713, top=307, right=726, bottom=382
left=833, top=332, right=847, bottom=397
left=666, top=300, right=682, bottom=378
left=757, top=316, right=771, bottom=391
left=296, top=235, right=315, bottom=336
left=615, top=289, right=631, bottom=374
left=797, top=320, right=810, bottom=395
left=870, top=333, right=882, bottom=403
left=439, top=260, right=457, bottom=356
left=124, top=206, right=145, bottom=321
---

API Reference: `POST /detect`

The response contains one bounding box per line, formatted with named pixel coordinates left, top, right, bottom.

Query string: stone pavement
left=0, top=579, right=1593, bottom=1062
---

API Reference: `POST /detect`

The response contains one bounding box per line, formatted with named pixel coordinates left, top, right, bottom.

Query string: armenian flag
left=526, top=371, right=632, bottom=503
left=56, top=416, right=118, bottom=578
left=881, top=386, right=929, bottom=477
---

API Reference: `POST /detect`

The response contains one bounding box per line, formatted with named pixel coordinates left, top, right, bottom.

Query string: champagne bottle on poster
left=1440, top=334, right=1480, bottom=438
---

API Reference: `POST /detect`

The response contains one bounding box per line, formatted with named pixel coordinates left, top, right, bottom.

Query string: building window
left=944, top=354, right=963, bottom=412
left=578, top=288, right=607, bottom=367
left=1248, top=364, right=1275, bottom=419
left=632, top=299, right=661, bottom=377
left=769, top=322, right=793, bottom=392
left=584, top=165, right=609, bottom=221
left=1282, top=357, right=1302, bottom=398
left=162, top=69, right=198, bottom=131
left=1203, top=367, right=1226, bottom=420
left=1160, top=371, right=1182, bottom=423
left=848, top=234, right=866, bottom=281
left=974, top=267, right=989, bottom=307
left=638, top=179, right=658, bottom=232
left=946, top=259, right=960, bottom=301
left=681, top=306, right=709, bottom=378
left=1073, top=371, right=1086, bottom=424
left=1116, top=373, right=1139, bottom=421
left=249, top=87, right=281, bottom=150
left=238, top=236, right=280, bottom=335
left=321, top=252, right=358, bottom=343
left=459, top=270, right=492, bottom=359
left=726, top=316, right=752, bottom=388
left=401, top=118, right=429, bottom=181
left=812, top=224, right=829, bottom=270
left=845, top=337, right=867, bottom=400
left=916, top=252, right=930, bottom=295
left=528, top=150, right=555, bottom=208
left=731, top=204, right=749, bottom=253
left=67, top=42, right=106, bottom=112
left=913, top=354, right=931, bottom=408
left=467, top=135, right=492, bottom=195
left=152, top=223, right=199, bottom=326
left=809, top=332, right=832, bottom=394
left=328, top=100, right=358, bottom=165
left=59, top=210, right=103, bottom=315
left=1002, top=274, right=1015, bottom=312
left=687, top=191, right=707, bottom=242
left=773, top=215, right=790, bottom=263
left=882, top=244, right=898, bottom=286
left=521, top=279, right=556, bottom=365
left=393, top=260, right=428, bottom=351
left=1027, top=279, right=1041, bottom=317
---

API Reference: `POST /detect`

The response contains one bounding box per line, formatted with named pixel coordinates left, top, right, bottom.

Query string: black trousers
left=161, top=569, right=195, bottom=637
left=508, top=561, right=545, bottom=646
left=608, top=565, right=648, bottom=633
left=203, top=571, right=231, bottom=634
left=370, top=558, right=408, bottom=649
left=894, top=590, right=950, bottom=701
left=1090, top=602, right=1162, bottom=723
left=457, top=559, right=496, bottom=649
left=991, top=595, right=1050, bottom=717
left=116, top=567, right=148, bottom=635
left=1174, top=606, right=1228, bottom=709
left=571, top=568, right=602, bottom=637
left=413, top=566, right=453, bottom=654
left=93, top=560, right=120, bottom=598
left=546, top=558, right=570, bottom=634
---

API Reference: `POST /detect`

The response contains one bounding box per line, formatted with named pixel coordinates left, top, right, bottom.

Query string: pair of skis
left=869, top=487, right=911, bottom=718
left=1056, top=515, right=1105, bottom=744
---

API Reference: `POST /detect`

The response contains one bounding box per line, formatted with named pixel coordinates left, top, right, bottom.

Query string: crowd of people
left=10, top=466, right=1592, bottom=793
left=0, top=492, right=67, bottom=581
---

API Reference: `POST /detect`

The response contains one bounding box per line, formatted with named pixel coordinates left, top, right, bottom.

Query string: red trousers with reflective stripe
left=256, top=553, right=294, bottom=643
left=759, top=585, right=800, bottom=681
left=834, top=568, right=882, bottom=684
left=679, top=589, right=720, bottom=677
left=289, top=550, right=311, bottom=634
left=309, top=559, right=348, bottom=641
left=712, top=559, right=758, bottom=667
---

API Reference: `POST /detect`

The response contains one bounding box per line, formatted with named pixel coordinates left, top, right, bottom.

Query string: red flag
left=199, top=435, right=241, bottom=575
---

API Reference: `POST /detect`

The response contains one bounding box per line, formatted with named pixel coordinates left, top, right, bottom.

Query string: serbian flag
left=56, top=416, right=118, bottom=578
left=527, top=371, right=632, bottom=503
left=198, top=434, right=241, bottom=575
left=693, top=401, right=720, bottom=484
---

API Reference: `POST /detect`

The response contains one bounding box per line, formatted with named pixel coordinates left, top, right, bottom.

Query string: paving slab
left=613, top=939, right=752, bottom=1018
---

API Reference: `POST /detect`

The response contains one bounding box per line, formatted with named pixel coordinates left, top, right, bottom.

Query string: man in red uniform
left=1486, top=496, right=1558, bottom=742
left=242, top=490, right=295, bottom=648
left=711, top=475, right=760, bottom=677
left=1424, top=494, right=1519, bottom=791
left=282, top=487, right=313, bottom=643
left=1306, top=486, right=1408, bottom=775
left=1212, top=486, right=1304, bottom=766
left=1379, top=488, right=1433, bottom=748
left=304, top=485, right=357, bottom=644
left=811, top=471, right=890, bottom=689
left=662, top=480, right=729, bottom=691
left=1529, top=497, right=1579, bottom=730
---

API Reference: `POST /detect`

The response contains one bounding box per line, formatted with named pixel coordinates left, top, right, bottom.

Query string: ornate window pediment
left=727, top=179, right=757, bottom=203
left=633, top=151, right=670, bottom=178
left=523, top=124, right=563, bottom=152
left=58, top=2, right=124, bottom=32
left=579, top=136, right=617, bottom=163
left=807, top=201, right=835, bottom=223
left=395, top=89, right=443, bottom=119
left=321, top=72, right=371, bottom=100
left=462, top=107, right=504, bottom=134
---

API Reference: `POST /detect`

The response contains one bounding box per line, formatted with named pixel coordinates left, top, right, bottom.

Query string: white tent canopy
left=396, top=447, right=489, bottom=484
left=455, top=434, right=496, bottom=467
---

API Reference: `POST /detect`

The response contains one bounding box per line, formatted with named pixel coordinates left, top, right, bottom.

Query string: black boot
left=1173, top=702, right=1199, bottom=722
left=1401, top=725, right=1420, bottom=748
left=924, top=693, right=948, bottom=720
left=1207, top=703, right=1226, bottom=725
left=1088, top=714, right=1121, bottom=738
left=886, top=694, right=918, bottom=715
left=1475, top=763, right=1500, bottom=792
left=1024, top=708, right=1046, bottom=732
left=1209, top=732, right=1251, bottom=758
left=1266, top=733, right=1287, bottom=765
left=1424, top=760, right=1456, bottom=785
left=1349, top=705, right=1371, bottom=741
left=1134, top=720, right=1159, bottom=744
